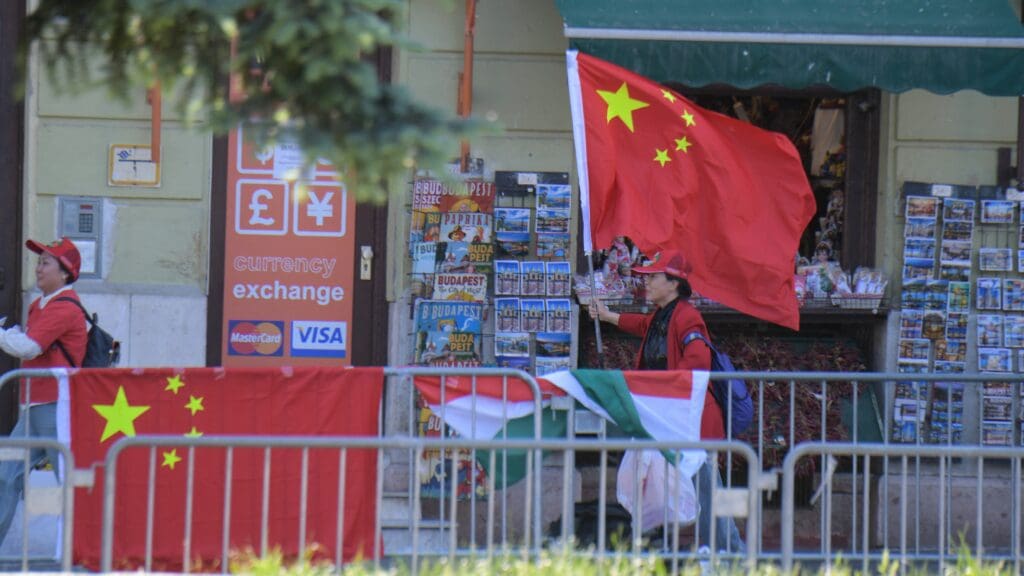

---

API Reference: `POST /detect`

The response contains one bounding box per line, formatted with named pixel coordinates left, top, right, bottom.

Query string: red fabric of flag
left=571, top=52, right=816, bottom=330
left=68, top=366, right=383, bottom=571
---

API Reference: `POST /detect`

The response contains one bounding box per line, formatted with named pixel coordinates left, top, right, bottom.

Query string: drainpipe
left=458, top=0, right=476, bottom=172
left=147, top=82, right=162, bottom=164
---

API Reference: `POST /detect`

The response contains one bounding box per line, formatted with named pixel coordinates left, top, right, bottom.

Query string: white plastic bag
left=616, top=449, right=699, bottom=533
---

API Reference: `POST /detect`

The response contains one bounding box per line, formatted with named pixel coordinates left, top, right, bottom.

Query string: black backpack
left=54, top=297, right=121, bottom=368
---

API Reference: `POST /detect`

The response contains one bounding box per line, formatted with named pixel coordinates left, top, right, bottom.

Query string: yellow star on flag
left=675, top=136, right=693, bottom=153
left=653, top=149, right=671, bottom=167
left=93, top=386, right=151, bottom=443
left=165, top=375, right=185, bottom=395
left=184, top=426, right=203, bottom=438
left=681, top=109, right=696, bottom=127
left=185, top=395, right=205, bottom=416
left=162, top=449, right=182, bottom=470
left=597, top=82, right=649, bottom=132
left=661, top=89, right=677, bottom=103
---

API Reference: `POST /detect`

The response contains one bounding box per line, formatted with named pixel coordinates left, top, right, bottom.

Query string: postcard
left=906, top=196, right=939, bottom=219
left=900, top=279, right=927, bottom=309
left=977, top=314, right=1004, bottom=346
left=520, top=261, right=546, bottom=296
left=496, top=355, right=531, bottom=373
left=440, top=212, right=492, bottom=244
left=1019, top=349, right=1024, bottom=372
left=976, top=277, right=1003, bottom=310
left=897, top=338, right=930, bottom=363
left=535, top=332, right=571, bottom=357
left=494, top=260, right=521, bottom=296
left=520, top=298, right=546, bottom=332
left=922, top=310, right=947, bottom=339
left=545, top=261, right=571, bottom=296
left=941, top=220, right=974, bottom=242
left=938, top=264, right=970, bottom=282
left=494, top=332, right=530, bottom=357
left=924, top=279, right=950, bottom=311
left=935, top=338, right=966, bottom=363
left=938, top=241, right=971, bottom=266
left=536, top=183, right=571, bottom=210
left=897, top=362, right=928, bottom=374
left=535, top=208, right=570, bottom=234
left=984, top=381, right=1015, bottom=396
left=902, top=257, right=934, bottom=281
left=905, top=217, right=937, bottom=240
left=999, top=313, right=1024, bottom=344
left=946, top=281, right=970, bottom=312
left=941, top=198, right=975, bottom=222
left=495, top=208, right=531, bottom=233
left=535, top=356, right=572, bottom=377
left=536, top=233, right=571, bottom=260
left=1003, top=279, right=1024, bottom=311
left=933, top=361, right=966, bottom=374
left=903, top=238, right=935, bottom=260
left=545, top=299, right=572, bottom=332
left=980, top=200, right=1015, bottom=224
left=979, top=248, right=1013, bottom=272
left=495, top=232, right=531, bottom=259
left=980, top=342, right=1010, bottom=370
left=899, top=310, right=924, bottom=339
left=981, top=421, right=1014, bottom=445
left=1019, top=250, right=1024, bottom=273
left=494, top=297, right=521, bottom=332
left=894, top=398, right=927, bottom=422
left=945, top=312, right=968, bottom=340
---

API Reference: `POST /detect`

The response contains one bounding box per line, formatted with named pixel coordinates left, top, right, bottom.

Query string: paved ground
left=0, top=470, right=63, bottom=564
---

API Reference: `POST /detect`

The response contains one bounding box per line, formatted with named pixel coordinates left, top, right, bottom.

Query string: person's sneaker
left=697, top=545, right=712, bottom=575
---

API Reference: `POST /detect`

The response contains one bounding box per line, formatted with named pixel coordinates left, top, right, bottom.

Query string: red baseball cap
left=631, top=249, right=691, bottom=279
left=26, top=237, right=82, bottom=283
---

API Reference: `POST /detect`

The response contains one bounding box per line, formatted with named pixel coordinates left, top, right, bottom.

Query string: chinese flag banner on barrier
left=57, top=367, right=383, bottom=571
left=566, top=51, right=816, bottom=330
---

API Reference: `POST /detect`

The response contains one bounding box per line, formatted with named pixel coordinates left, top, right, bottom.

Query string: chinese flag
left=567, top=51, right=816, bottom=330
left=59, top=367, right=383, bottom=571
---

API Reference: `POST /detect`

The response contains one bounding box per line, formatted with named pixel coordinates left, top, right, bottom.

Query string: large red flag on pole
left=566, top=51, right=816, bottom=330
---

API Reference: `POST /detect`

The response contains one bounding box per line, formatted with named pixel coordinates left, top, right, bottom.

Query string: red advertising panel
left=223, top=125, right=355, bottom=365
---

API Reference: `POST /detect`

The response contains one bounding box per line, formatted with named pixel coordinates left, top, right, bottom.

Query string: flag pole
left=586, top=252, right=605, bottom=368
left=566, top=49, right=605, bottom=369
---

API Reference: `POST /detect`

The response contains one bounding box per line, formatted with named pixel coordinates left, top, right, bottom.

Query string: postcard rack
left=894, top=181, right=1024, bottom=445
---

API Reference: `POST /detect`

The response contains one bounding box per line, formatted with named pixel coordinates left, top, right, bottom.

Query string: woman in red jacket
left=589, top=249, right=745, bottom=554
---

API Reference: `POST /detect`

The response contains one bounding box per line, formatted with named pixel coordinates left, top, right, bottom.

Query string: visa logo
left=291, top=321, right=347, bottom=358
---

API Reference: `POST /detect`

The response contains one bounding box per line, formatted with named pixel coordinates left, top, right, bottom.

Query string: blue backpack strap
left=682, top=330, right=714, bottom=352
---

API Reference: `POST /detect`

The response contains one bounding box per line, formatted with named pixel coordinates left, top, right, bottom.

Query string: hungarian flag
left=414, top=369, right=708, bottom=484
left=566, top=51, right=816, bottom=330
left=56, top=366, right=383, bottom=571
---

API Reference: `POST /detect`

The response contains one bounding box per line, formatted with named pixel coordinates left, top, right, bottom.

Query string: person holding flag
left=588, top=249, right=745, bottom=553
left=0, top=237, right=86, bottom=544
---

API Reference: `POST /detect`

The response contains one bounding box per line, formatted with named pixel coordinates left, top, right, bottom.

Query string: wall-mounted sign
left=108, top=144, right=160, bottom=187
left=222, top=124, right=355, bottom=366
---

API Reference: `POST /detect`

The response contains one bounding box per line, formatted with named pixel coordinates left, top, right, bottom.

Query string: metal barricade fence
left=100, top=435, right=759, bottom=574
left=0, top=368, right=79, bottom=572
left=3, top=365, right=1024, bottom=571
left=782, top=442, right=1024, bottom=574
left=718, top=371, right=1024, bottom=570
left=381, top=368, right=545, bottom=558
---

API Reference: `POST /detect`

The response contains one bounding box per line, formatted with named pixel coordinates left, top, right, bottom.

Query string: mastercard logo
left=227, top=320, right=285, bottom=356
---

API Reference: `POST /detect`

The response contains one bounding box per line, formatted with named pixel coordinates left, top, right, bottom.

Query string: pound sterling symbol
left=248, top=189, right=275, bottom=226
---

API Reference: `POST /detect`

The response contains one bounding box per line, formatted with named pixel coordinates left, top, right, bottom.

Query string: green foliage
left=228, top=545, right=1018, bottom=575
left=23, top=0, right=482, bottom=202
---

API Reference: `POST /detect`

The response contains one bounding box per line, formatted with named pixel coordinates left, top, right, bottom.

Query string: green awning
left=555, top=0, right=1024, bottom=95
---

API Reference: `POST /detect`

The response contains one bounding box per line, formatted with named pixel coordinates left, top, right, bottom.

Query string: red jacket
left=21, top=290, right=87, bottom=403
left=617, top=299, right=725, bottom=440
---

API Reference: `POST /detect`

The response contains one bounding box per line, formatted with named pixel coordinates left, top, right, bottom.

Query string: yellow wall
left=387, top=0, right=572, bottom=302
left=26, top=46, right=211, bottom=288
